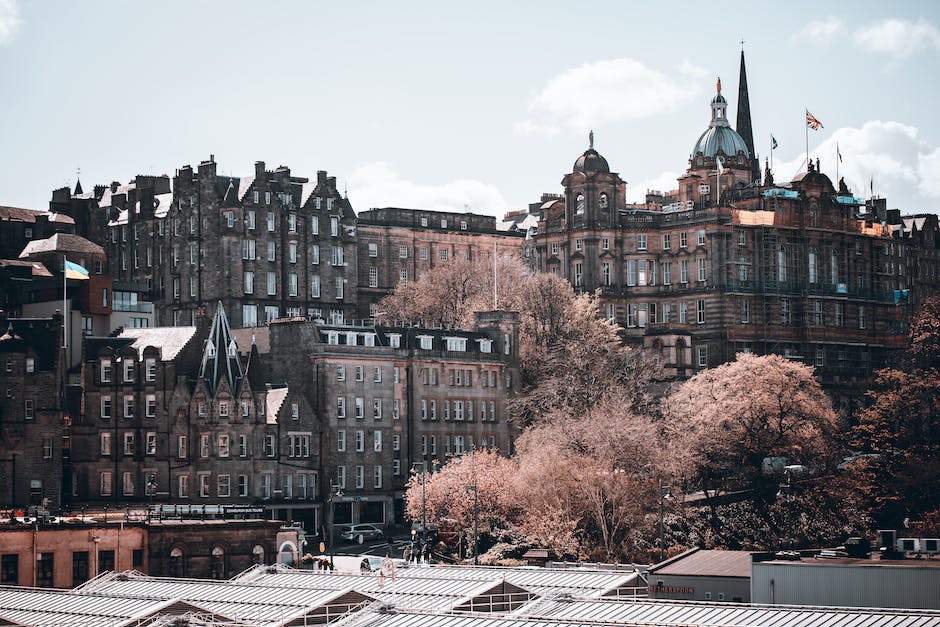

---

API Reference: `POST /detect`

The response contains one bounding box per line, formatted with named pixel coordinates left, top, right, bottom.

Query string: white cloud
left=0, top=0, right=20, bottom=45
left=853, top=18, right=940, bottom=58
left=767, top=121, right=934, bottom=204
left=517, top=58, right=700, bottom=134
left=347, top=162, right=509, bottom=216
left=676, top=59, right=709, bottom=79
left=624, top=170, right=682, bottom=204
left=793, top=16, right=843, bottom=42
left=917, top=147, right=940, bottom=198
left=512, top=120, right=559, bottom=138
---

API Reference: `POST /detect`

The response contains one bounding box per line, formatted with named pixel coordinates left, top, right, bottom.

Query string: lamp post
left=658, top=483, right=673, bottom=563
left=466, top=483, right=478, bottom=565
left=328, top=482, right=343, bottom=570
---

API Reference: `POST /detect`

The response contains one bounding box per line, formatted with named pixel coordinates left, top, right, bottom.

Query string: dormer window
left=418, top=335, right=433, bottom=350
left=345, top=332, right=357, bottom=346
left=327, top=332, right=339, bottom=345
left=387, top=334, right=401, bottom=348
left=445, top=337, right=467, bottom=352
left=478, top=339, right=493, bottom=354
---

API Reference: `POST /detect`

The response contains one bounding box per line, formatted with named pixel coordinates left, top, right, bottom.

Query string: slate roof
left=18, top=233, right=105, bottom=258
left=0, top=206, right=43, bottom=222
left=0, top=260, right=53, bottom=277
left=651, top=548, right=752, bottom=579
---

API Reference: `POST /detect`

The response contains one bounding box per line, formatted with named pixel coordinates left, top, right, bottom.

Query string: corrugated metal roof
left=512, top=598, right=940, bottom=627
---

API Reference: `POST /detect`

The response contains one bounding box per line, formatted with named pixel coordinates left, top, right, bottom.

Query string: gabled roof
left=265, top=386, right=289, bottom=424
left=0, top=206, right=43, bottom=223
left=18, top=233, right=105, bottom=258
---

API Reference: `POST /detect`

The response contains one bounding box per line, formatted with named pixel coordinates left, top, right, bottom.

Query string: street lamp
left=410, top=463, right=427, bottom=554
left=466, top=484, right=478, bottom=565
left=328, top=482, right=343, bottom=570
left=658, top=483, right=674, bottom=563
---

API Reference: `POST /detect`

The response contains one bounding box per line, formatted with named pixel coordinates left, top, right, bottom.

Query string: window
left=602, top=262, right=611, bottom=287
left=146, top=395, right=156, bottom=418
left=355, top=397, right=364, bottom=419
left=100, top=472, right=112, bottom=496
left=331, top=245, right=344, bottom=266
left=238, top=475, right=249, bottom=497
left=679, top=232, right=688, bottom=248
left=697, top=346, right=708, bottom=367
left=217, top=474, right=231, bottom=497
left=311, top=275, right=320, bottom=298
left=697, top=258, right=706, bottom=282
left=697, top=229, right=706, bottom=246
left=123, top=432, right=135, bottom=456
left=100, top=432, right=112, bottom=456
left=637, top=234, right=647, bottom=250
left=288, top=241, right=297, bottom=263
left=679, top=302, right=688, bottom=323
left=574, top=238, right=583, bottom=251
left=178, top=435, right=187, bottom=458
left=354, top=365, right=364, bottom=382
left=311, top=244, right=320, bottom=265
left=264, top=435, right=276, bottom=457
left=418, top=336, right=433, bottom=350
left=781, top=298, right=792, bottom=325
left=337, top=429, right=346, bottom=452
left=123, top=395, right=134, bottom=418
left=393, top=399, right=400, bottom=419
left=679, top=260, right=689, bottom=284
left=218, top=434, right=230, bottom=457
left=177, top=474, right=189, bottom=498
left=335, top=276, right=344, bottom=299
left=200, top=434, right=210, bottom=457
left=778, top=248, right=788, bottom=283
left=337, top=397, right=346, bottom=418
left=662, top=234, right=671, bottom=250
left=662, top=262, right=671, bottom=285
left=239, top=435, right=248, bottom=457
left=574, top=262, right=583, bottom=287
left=289, top=434, right=310, bottom=458
left=246, top=210, right=256, bottom=230
left=439, top=249, right=449, bottom=261
left=145, top=358, right=156, bottom=382
left=198, top=473, right=210, bottom=498
left=859, top=305, right=867, bottom=329
left=812, top=300, right=823, bottom=326
left=373, top=430, right=382, bottom=451
left=373, top=399, right=382, bottom=420
left=741, top=298, right=750, bottom=323
left=146, top=432, right=157, bottom=455
left=835, top=302, right=845, bottom=327
left=808, top=251, right=817, bottom=284
left=420, top=399, right=428, bottom=420
left=374, top=466, right=383, bottom=489
left=101, top=358, right=112, bottom=383
left=661, top=303, right=671, bottom=323
left=440, top=218, right=448, bottom=229
left=23, top=399, right=34, bottom=419
left=289, top=273, right=298, bottom=296
left=355, top=465, right=364, bottom=489
left=445, top=337, right=467, bottom=351
left=330, top=216, right=339, bottom=237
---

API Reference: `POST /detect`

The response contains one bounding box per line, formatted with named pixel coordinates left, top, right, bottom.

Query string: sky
left=2, top=1, right=940, bottom=218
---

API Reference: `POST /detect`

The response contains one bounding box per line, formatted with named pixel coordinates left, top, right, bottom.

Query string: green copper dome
left=692, top=77, right=750, bottom=159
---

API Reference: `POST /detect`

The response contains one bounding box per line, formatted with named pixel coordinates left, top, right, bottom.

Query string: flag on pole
left=806, top=110, right=823, bottom=130
left=64, top=259, right=90, bottom=280
left=771, top=135, right=778, bottom=150
left=837, top=143, right=843, bottom=163
left=716, top=156, right=725, bottom=174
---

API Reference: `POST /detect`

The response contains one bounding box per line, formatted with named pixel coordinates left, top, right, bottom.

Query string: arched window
left=209, top=546, right=226, bottom=579
left=575, top=193, right=585, bottom=215
left=169, top=546, right=185, bottom=577
left=279, top=541, right=297, bottom=566
left=252, top=544, right=265, bottom=565
left=598, top=193, right=608, bottom=210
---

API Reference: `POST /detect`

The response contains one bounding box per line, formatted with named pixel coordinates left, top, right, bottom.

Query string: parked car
left=339, top=524, right=384, bottom=543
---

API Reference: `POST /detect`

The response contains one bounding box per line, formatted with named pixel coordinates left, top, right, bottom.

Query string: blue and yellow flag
left=65, top=259, right=89, bottom=280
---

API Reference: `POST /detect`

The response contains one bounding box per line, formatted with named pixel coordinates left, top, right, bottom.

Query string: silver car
left=339, top=524, right=384, bottom=543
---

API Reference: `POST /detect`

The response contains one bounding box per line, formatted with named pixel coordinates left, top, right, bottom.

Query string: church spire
left=735, top=49, right=759, bottom=183
left=198, top=302, right=244, bottom=395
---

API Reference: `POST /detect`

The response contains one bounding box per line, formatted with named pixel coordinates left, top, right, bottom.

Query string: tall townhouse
left=355, top=208, right=525, bottom=319
left=0, top=313, right=66, bottom=509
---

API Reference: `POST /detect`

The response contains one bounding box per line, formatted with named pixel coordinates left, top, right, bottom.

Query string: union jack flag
left=806, top=109, right=823, bottom=130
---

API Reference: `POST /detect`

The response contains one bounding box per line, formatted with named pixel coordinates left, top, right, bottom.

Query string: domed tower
left=561, top=131, right=626, bottom=228
left=684, top=79, right=754, bottom=203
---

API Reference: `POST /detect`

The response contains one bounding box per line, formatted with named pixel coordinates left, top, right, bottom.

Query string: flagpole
left=836, top=142, right=839, bottom=183
left=63, top=254, right=68, bottom=352
left=805, top=108, right=809, bottom=173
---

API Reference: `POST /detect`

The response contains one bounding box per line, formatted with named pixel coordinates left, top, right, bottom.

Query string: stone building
left=534, top=54, right=925, bottom=395
left=0, top=204, right=75, bottom=262
left=355, top=208, right=525, bottom=319
left=0, top=313, right=67, bottom=510
left=244, top=310, right=521, bottom=528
